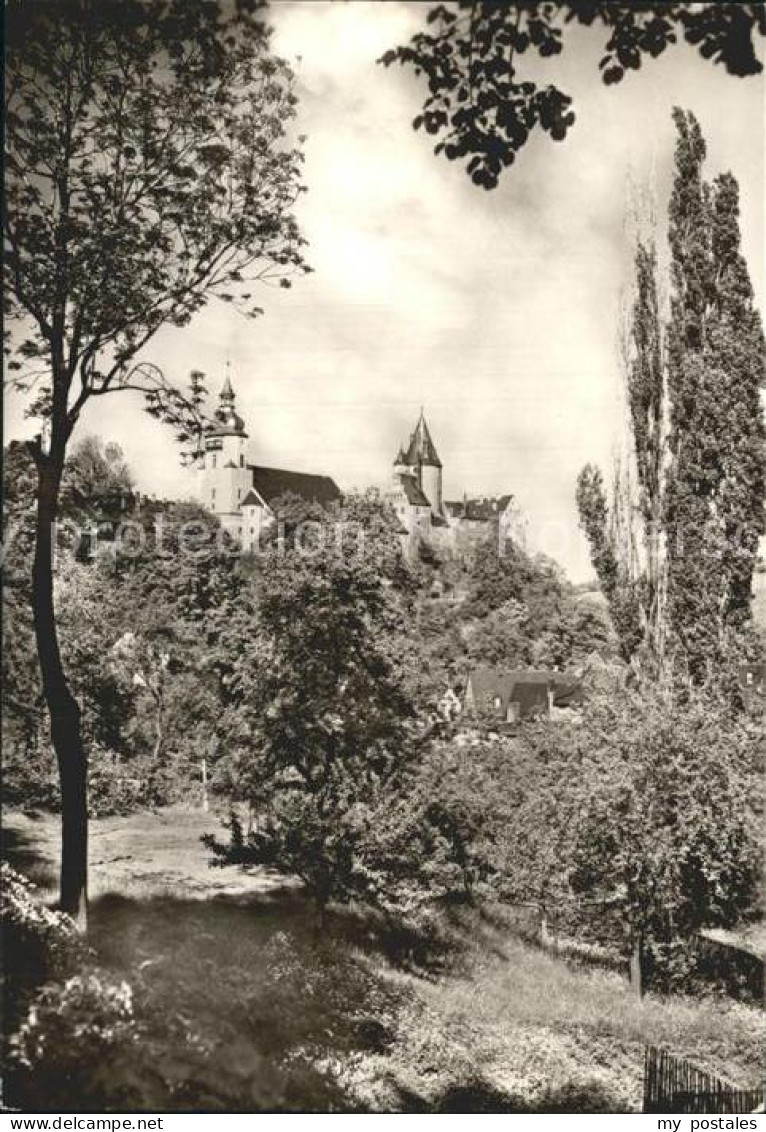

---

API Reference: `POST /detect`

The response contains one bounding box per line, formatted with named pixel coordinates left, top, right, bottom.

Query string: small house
left=462, top=666, right=583, bottom=726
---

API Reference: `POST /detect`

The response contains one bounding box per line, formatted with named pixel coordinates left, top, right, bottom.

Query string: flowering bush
left=9, top=973, right=137, bottom=1070
left=1, top=864, right=88, bottom=1018
left=1, top=864, right=78, bottom=954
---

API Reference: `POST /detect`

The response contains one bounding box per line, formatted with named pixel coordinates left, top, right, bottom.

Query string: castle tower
left=198, top=369, right=252, bottom=534
left=405, top=410, right=443, bottom=514
left=392, top=445, right=412, bottom=482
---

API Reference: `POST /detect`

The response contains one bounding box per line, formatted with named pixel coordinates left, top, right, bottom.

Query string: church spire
left=220, top=358, right=235, bottom=402
left=212, top=361, right=246, bottom=436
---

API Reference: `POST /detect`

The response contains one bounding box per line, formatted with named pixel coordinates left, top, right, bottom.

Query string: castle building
left=389, top=411, right=524, bottom=555
left=195, top=375, right=340, bottom=549
left=194, top=383, right=521, bottom=557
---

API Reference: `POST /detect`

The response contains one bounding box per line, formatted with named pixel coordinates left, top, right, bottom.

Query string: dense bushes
left=1, top=864, right=88, bottom=1018
left=402, top=686, right=763, bottom=992
left=2, top=865, right=380, bottom=1111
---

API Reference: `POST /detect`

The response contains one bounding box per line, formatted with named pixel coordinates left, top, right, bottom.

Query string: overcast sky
left=5, top=2, right=764, bottom=580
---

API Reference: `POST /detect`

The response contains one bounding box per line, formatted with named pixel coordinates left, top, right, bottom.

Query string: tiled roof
left=248, top=466, right=341, bottom=508
left=445, top=495, right=514, bottom=521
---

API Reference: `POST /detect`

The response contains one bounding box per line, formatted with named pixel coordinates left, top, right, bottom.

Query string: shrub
left=9, top=972, right=137, bottom=1073
left=0, top=864, right=87, bottom=1021
left=2, top=738, right=60, bottom=811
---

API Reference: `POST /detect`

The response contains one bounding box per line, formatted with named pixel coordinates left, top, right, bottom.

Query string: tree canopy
left=381, top=3, right=765, bottom=189
left=4, top=0, right=311, bottom=920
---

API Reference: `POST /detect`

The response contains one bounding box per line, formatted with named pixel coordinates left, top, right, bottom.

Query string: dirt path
left=2, top=806, right=298, bottom=902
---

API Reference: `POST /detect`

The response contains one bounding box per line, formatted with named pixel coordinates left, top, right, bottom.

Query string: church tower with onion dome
left=197, top=369, right=252, bottom=535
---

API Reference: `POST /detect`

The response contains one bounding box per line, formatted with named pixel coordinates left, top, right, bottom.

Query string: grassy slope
left=3, top=807, right=763, bottom=1114
left=352, top=938, right=762, bottom=1112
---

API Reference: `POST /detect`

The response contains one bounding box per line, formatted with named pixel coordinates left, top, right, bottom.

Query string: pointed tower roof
left=208, top=369, right=246, bottom=437
left=405, top=410, right=442, bottom=468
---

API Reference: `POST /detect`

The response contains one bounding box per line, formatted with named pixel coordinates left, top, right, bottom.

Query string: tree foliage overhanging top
left=4, top=0, right=309, bottom=444
left=380, top=2, right=765, bottom=189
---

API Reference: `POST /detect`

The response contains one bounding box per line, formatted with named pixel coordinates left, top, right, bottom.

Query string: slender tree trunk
left=630, top=933, right=644, bottom=999
left=32, top=451, right=88, bottom=928
left=152, top=687, right=164, bottom=763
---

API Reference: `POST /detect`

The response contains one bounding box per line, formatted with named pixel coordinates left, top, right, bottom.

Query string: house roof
left=248, top=465, right=341, bottom=508
left=445, top=495, right=514, bottom=521
left=241, top=488, right=264, bottom=508
left=466, top=667, right=582, bottom=719
left=550, top=676, right=584, bottom=708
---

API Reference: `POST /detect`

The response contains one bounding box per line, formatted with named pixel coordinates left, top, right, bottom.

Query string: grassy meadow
left=3, top=806, right=762, bottom=1113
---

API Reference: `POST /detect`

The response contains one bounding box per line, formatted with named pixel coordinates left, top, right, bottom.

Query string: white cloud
left=5, top=3, right=763, bottom=581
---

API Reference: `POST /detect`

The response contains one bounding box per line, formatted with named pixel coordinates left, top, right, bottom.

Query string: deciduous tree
left=4, top=0, right=308, bottom=923
left=208, top=497, right=423, bottom=923
left=381, top=3, right=764, bottom=189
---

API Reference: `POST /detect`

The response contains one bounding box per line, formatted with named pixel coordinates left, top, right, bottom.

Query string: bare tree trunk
left=151, top=687, right=164, bottom=763
left=32, top=451, right=88, bottom=928
left=201, top=757, right=209, bottom=813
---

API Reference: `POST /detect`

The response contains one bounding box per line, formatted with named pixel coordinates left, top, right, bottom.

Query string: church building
left=194, top=375, right=341, bottom=549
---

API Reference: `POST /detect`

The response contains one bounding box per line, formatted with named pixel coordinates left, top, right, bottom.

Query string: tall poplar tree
left=578, top=110, right=764, bottom=683
left=664, top=109, right=765, bottom=681
left=708, top=171, right=766, bottom=630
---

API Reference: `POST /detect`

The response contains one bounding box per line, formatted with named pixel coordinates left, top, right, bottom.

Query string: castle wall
left=419, top=463, right=442, bottom=514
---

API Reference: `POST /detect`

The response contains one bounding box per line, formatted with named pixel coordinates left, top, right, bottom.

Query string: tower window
left=240, top=454, right=244, bottom=468
left=211, top=454, right=217, bottom=468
